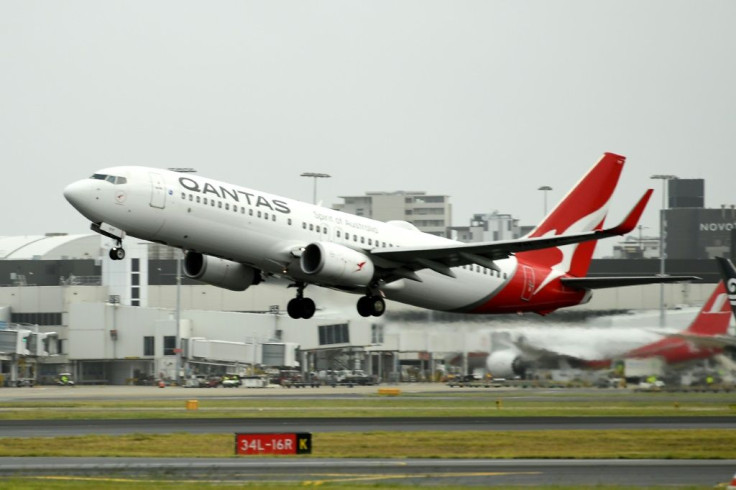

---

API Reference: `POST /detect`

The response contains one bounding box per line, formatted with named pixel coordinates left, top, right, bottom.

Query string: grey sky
left=2, top=1, right=734, bottom=257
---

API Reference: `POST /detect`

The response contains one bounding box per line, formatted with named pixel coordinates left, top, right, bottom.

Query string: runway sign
left=235, top=432, right=312, bottom=455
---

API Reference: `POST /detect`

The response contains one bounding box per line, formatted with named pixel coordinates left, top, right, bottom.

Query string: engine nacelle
left=300, top=242, right=375, bottom=287
left=486, top=350, right=527, bottom=378
left=183, top=252, right=260, bottom=291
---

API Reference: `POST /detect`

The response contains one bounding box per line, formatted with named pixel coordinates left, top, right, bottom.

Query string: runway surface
left=2, top=384, right=735, bottom=486
left=1, top=457, right=735, bottom=486
left=0, top=415, right=734, bottom=437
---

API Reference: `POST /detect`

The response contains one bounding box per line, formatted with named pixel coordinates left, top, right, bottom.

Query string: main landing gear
left=357, top=295, right=385, bottom=317
left=287, top=283, right=316, bottom=319
left=286, top=283, right=386, bottom=320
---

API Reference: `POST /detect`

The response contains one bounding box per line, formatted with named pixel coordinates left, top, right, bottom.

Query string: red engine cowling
left=184, top=252, right=260, bottom=291
left=300, top=242, right=375, bottom=287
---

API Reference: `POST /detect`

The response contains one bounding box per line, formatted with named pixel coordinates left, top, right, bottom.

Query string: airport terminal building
left=0, top=176, right=733, bottom=386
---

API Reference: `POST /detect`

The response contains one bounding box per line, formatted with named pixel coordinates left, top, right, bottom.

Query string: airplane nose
left=63, top=180, right=88, bottom=208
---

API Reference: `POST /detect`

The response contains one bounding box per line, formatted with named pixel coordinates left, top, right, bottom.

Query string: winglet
left=608, top=189, right=653, bottom=235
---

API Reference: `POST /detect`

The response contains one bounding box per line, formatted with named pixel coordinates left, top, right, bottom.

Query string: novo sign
left=699, top=222, right=736, bottom=232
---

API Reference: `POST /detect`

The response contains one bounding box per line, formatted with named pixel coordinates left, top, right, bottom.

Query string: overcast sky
left=2, top=1, right=734, bottom=257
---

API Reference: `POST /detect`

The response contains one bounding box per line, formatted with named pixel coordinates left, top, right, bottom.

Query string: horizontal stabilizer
left=560, top=275, right=700, bottom=290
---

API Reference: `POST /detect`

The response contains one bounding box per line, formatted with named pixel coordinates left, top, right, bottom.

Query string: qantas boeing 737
left=63, top=152, right=695, bottom=319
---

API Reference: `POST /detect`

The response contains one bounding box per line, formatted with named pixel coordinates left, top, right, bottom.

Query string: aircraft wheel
left=287, top=297, right=316, bottom=319
left=109, top=247, right=126, bottom=260
left=301, top=298, right=316, bottom=319
left=357, top=296, right=372, bottom=317
left=369, top=296, right=386, bottom=317
left=287, top=298, right=302, bottom=319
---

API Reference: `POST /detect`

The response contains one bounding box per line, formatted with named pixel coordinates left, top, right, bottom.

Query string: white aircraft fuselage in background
left=63, top=154, right=692, bottom=319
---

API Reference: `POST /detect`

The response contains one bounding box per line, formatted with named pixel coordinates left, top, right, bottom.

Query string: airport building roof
left=0, top=234, right=100, bottom=260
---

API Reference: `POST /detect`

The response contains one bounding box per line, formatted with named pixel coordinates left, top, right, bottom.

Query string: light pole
left=538, top=186, right=552, bottom=216
left=637, top=225, right=648, bottom=255
left=650, top=174, right=678, bottom=327
left=300, top=172, right=331, bottom=205
left=175, top=249, right=182, bottom=386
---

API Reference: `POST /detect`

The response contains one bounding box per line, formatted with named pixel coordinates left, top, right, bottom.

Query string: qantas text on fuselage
left=63, top=153, right=696, bottom=320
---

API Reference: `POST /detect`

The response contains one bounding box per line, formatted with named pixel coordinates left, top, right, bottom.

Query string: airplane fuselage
left=64, top=166, right=589, bottom=314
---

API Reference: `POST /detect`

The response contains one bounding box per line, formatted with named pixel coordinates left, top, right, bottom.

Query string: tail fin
left=519, top=152, right=626, bottom=277
left=716, top=256, right=736, bottom=319
left=684, top=281, right=730, bottom=335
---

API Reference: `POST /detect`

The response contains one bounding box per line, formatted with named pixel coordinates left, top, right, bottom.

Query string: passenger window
left=361, top=237, right=365, bottom=244
left=337, top=231, right=341, bottom=238
left=225, top=203, right=229, bottom=210
left=309, top=224, right=314, bottom=231
left=197, top=196, right=201, bottom=203
left=264, top=212, right=269, bottom=220
left=368, top=238, right=372, bottom=246
left=272, top=215, right=276, bottom=222
left=203, top=198, right=208, bottom=205
left=316, top=226, right=320, bottom=233
left=249, top=209, right=253, bottom=216
left=302, top=222, right=306, bottom=229
left=288, top=218, right=292, bottom=225
left=257, top=211, right=262, bottom=218
left=218, top=202, right=222, bottom=209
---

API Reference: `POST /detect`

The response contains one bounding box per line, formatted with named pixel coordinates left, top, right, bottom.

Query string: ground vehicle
left=280, top=370, right=321, bottom=388
left=56, top=373, right=74, bottom=386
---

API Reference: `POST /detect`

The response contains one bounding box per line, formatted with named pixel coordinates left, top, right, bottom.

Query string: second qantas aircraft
left=63, top=152, right=695, bottom=319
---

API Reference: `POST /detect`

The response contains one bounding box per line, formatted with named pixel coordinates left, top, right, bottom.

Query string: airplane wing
left=560, top=276, right=701, bottom=289
left=370, top=189, right=654, bottom=281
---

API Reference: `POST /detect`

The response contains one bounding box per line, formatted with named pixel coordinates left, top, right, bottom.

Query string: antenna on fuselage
left=168, top=168, right=198, bottom=173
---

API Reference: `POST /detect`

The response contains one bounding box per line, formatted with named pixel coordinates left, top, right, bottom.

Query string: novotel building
left=662, top=179, right=736, bottom=260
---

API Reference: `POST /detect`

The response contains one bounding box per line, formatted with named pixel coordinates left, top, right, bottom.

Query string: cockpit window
left=91, top=174, right=126, bottom=185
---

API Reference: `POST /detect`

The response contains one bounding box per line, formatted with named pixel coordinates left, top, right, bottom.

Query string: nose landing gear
left=90, top=223, right=127, bottom=261
left=109, top=241, right=126, bottom=261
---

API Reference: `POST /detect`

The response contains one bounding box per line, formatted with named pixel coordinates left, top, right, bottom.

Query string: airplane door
left=520, top=265, right=535, bottom=301
left=149, top=172, right=166, bottom=209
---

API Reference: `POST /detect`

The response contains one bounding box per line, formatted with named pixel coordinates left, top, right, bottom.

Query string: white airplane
left=486, top=257, right=736, bottom=378
left=63, top=152, right=695, bottom=319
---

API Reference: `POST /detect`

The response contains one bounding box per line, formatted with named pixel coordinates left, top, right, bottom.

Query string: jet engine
left=485, top=350, right=528, bottom=378
left=183, top=252, right=261, bottom=291
left=300, top=242, right=375, bottom=287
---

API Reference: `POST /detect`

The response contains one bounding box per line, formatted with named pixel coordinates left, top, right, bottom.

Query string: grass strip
left=0, top=480, right=716, bottom=490
left=1, top=395, right=735, bottom=419
left=0, top=429, right=734, bottom=459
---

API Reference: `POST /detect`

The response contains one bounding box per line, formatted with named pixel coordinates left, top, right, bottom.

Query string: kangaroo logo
left=355, top=261, right=366, bottom=273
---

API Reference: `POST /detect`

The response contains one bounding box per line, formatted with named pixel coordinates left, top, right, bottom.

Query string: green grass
left=0, top=481, right=716, bottom=490
left=0, top=429, right=734, bottom=459
left=1, top=392, right=734, bottom=419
